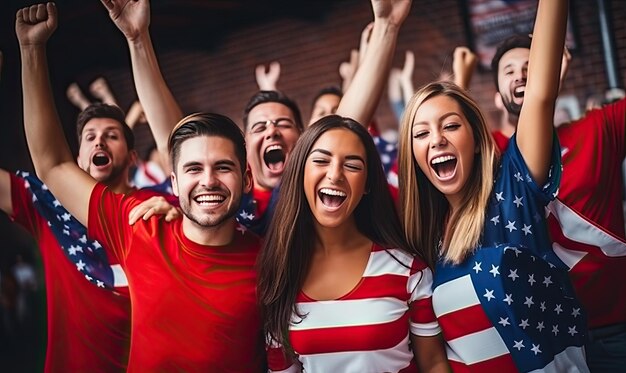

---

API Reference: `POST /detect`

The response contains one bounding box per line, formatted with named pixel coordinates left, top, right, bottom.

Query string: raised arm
left=516, top=0, right=569, bottom=185
left=17, top=2, right=96, bottom=226
left=101, top=0, right=182, bottom=170
left=336, top=0, right=411, bottom=125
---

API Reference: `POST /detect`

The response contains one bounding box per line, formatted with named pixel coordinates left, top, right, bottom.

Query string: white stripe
left=365, top=249, right=412, bottom=277
left=410, top=320, right=441, bottom=337
left=552, top=242, right=587, bottom=270
left=293, top=297, right=405, bottom=330
left=547, top=199, right=626, bottom=257
left=408, top=267, right=432, bottom=302
left=432, top=275, right=480, bottom=317
left=528, top=345, right=589, bottom=373
left=446, top=328, right=509, bottom=364
left=111, top=264, right=128, bottom=287
left=300, top=334, right=413, bottom=373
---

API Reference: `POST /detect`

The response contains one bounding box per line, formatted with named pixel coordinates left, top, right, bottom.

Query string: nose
left=327, top=162, right=344, bottom=184
left=515, top=68, right=527, bottom=83
left=264, top=121, right=281, bottom=140
left=430, top=129, right=446, bottom=149
left=201, top=170, right=220, bottom=188
left=94, top=134, right=106, bottom=148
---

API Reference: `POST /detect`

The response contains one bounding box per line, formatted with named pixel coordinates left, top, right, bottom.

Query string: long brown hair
left=398, top=81, right=498, bottom=267
left=258, top=115, right=418, bottom=352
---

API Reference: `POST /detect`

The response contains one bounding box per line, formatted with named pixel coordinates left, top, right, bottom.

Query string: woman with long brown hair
left=258, top=115, right=449, bottom=372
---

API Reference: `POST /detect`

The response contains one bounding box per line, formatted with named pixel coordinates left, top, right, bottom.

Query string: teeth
left=431, top=155, right=456, bottom=165
left=514, top=86, right=525, bottom=94
left=319, top=188, right=346, bottom=197
left=195, top=195, right=224, bottom=203
left=265, top=144, right=283, bottom=153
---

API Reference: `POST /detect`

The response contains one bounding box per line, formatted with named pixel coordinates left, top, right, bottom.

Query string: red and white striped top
left=267, top=244, right=440, bottom=373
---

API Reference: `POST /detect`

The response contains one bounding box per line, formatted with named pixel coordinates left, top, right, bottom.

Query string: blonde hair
left=398, top=81, right=499, bottom=266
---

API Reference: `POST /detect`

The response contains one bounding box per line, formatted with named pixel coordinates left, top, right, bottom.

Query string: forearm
left=128, top=32, right=182, bottom=169
left=336, top=20, right=400, bottom=125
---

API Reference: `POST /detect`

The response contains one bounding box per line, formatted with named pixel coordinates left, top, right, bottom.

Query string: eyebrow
left=412, top=111, right=460, bottom=127
left=309, top=148, right=365, bottom=163
left=181, top=159, right=237, bottom=168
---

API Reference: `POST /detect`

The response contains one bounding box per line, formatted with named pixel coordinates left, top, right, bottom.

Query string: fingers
left=17, top=2, right=56, bottom=25
left=358, top=22, right=374, bottom=65
left=402, top=51, right=414, bottom=77
left=268, top=61, right=280, bottom=78
left=164, top=207, right=181, bottom=222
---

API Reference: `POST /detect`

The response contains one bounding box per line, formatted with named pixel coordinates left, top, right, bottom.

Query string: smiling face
left=497, top=47, right=529, bottom=119
left=245, top=102, right=301, bottom=191
left=411, top=95, right=477, bottom=210
left=304, top=128, right=367, bottom=230
left=171, top=135, right=251, bottom=229
left=77, top=117, right=134, bottom=185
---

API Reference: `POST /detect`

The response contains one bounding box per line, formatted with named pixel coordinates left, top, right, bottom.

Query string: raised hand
left=100, top=0, right=149, bottom=41
left=452, top=46, right=477, bottom=90
left=90, top=77, right=118, bottom=106
left=371, top=0, right=412, bottom=28
left=66, top=83, right=92, bottom=110
left=255, top=61, right=281, bottom=91
left=15, top=2, right=58, bottom=47
left=339, top=49, right=359, bottom=93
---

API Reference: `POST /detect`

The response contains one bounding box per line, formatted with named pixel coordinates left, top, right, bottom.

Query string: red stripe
left=437, top=304, right=492, bottom=342
left=290, top=313, right=409, bottom=355
left=411, top=297, right=437, bottom=324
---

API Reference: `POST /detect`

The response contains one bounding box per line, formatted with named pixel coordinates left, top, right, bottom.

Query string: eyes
left=250, top=118, right=296, bottom=134
left=185, top=164, right=234, bottom=174
left=413, top=123, right=461, bottom=139
left=310, top=157, right=364, bottom=172
left=84, top=131, right=121, bottom=142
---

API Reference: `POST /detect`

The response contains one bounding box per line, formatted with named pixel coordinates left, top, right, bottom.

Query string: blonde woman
left=398, top=0, right=589, bottom=371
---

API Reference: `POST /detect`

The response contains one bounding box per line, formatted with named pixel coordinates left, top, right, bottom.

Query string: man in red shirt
left=1, top=104, right=137, bottom=373
left=17, top=3, right=264, bottom=371
left=491, top=34, right=626, bottom=370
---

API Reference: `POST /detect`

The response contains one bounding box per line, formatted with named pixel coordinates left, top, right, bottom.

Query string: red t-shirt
left=548, top=98, right=626, bottom=328
left=253, top=187, right=273, bottom=218
left=10, top=174, right=130, bottom=373
left=491, top=130, right=510, bottom=152
left=88, top=183, right=264, bottom=372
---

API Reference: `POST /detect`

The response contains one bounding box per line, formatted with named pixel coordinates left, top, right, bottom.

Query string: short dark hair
left=77, top=103, right=134, bottom=150
left=168, top=112, right=247, bottom=173
left=242, top=90, right=303, bottom=132
left=311, top=86, right=342, bottom=108
left=491, top=34, right=532, bottom=91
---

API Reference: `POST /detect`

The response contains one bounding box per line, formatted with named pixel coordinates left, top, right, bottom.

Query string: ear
left=494, top=91, right=505, bottom=110
left=171, top=172, right=179, bottom=197
left=129, top=149, right=138, bottom=167
left=243, top=167, right=253, bottom=194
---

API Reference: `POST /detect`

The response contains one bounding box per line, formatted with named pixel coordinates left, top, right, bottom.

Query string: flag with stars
left=236, top=186, right=280, bottom=236
left=16, top=170, right=125, bottom=290
left=432, top=244, right=588, bottom=372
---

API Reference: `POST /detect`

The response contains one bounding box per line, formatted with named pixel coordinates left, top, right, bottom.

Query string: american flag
left=17, top=170, right=127, bottom=290
left=432, top=244, right=589, bottom=372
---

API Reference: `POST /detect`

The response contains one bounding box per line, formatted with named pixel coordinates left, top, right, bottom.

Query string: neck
left=105, top=173, right=134, bottom=194
left=313, top=217, right=367, bottom=255
left=182, top=217, right=236, bottom=246
left=500, top=113, right=518, bottom=138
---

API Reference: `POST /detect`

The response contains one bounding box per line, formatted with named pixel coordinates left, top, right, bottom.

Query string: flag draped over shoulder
left=433, top=244, right=588, bottom=372
left=17, top=170, right=125, bottom=290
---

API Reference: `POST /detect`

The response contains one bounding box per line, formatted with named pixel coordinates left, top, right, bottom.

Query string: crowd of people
left=1, top=0, right=625, bottom=371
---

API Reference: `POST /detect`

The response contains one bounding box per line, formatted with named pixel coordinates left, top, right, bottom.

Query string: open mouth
left=431, top=155, right=457, bottom=179
left=92, top=153, right=111, bottom=167
left=263, top=145, right=286, bottom=172
left=318, top=188, right=347, bottom=208
left=513, top=85, right=525, bottom=99
left=193, top=194, right=225, bottom=206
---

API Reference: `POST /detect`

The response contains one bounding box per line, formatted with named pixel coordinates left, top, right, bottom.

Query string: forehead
left=311, top=129, right=366, bottom=156
left=176, top=135, right=239, bottom=167
left=314, top=94, right=341, bottom=109
left=81, top=117, right=124, bottom=134
left=248, top=102, right=295, bottom=122
left=498, top=48, right=530, bottom=71
left=414, top=95, right=464, bottom=123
